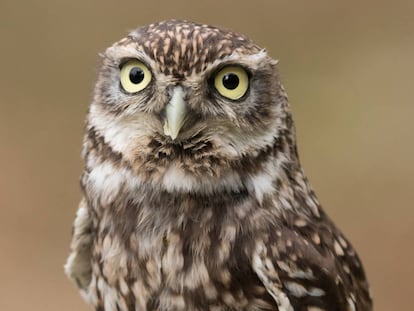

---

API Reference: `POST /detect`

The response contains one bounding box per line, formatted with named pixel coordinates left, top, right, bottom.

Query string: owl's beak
left=163, top=86, right=188, bottom=140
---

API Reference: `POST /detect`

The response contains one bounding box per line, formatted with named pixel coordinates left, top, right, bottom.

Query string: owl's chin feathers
left=83, top=154, right=283, bottom=207
left=160, top=162, right=244, bottom=194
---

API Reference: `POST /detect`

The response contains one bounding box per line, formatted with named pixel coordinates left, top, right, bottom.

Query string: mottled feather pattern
left=65, top=20, right=372, bottom=311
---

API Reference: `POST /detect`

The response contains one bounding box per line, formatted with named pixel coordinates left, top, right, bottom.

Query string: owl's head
left=86, top=20, right=295, bottom=194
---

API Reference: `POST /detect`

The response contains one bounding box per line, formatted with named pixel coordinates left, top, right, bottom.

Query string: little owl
left=65, top=20, right=372, bottom=311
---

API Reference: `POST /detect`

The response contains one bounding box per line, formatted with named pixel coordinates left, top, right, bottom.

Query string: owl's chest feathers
left=94, top=186, right=256, bottom=275
left=89, top=187, right=275, bottom=310
left=84, top=154, right=314, bottom=309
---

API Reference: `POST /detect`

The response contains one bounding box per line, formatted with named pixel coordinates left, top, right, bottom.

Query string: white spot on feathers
left=284, top=282, right=325, bottom=298
left=284, top=282, right=307, bottom=297
left=247, top=160, right=276, bottom=204
left=347, top=297, right=356, bottom=311
left=253, top=243, right=293, bottom=311
left=334, top=240, right=345, bottom=256
left=87, top=160, right=142, bottom=205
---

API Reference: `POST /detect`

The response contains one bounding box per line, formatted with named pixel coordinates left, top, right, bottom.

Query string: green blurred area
left=0, top=1, right=413, bottom=310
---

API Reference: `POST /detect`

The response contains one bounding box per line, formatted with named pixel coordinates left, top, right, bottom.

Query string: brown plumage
left=65, top=20, right=372, bottom=311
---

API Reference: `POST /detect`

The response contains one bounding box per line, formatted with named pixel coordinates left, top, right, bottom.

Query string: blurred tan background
left=0, top=1, right=413, bottom=310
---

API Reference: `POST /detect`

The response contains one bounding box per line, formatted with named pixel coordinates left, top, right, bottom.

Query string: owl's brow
left=204, top=50, right=274, bottom=71
left=104, top=45, right=155, bottom=66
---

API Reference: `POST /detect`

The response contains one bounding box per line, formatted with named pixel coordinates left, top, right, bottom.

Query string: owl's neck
left=83, top=139, right=317, bottom=213
left=82, top=118, right=321, bottom=226
left=82, top=153, right=322, bottom=259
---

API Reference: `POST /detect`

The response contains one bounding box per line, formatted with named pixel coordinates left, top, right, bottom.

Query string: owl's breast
left=84, top=196, right=277, bottom=311
left=81, top=150, right=280, bottom=310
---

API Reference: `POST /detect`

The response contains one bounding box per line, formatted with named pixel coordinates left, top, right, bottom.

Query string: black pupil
left=129, top=67, right=145, bottom=84
left=222, top=73, right=239, bottom=90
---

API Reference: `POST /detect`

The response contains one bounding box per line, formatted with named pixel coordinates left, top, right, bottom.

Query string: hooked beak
left=163, top=86, right=188, bottom=140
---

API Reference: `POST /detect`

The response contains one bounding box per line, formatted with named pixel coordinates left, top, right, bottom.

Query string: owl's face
left=87, top=20, right=290, bottom=193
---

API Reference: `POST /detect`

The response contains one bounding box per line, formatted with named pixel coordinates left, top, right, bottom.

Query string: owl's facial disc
left=163, top=86, right=188, bottom=140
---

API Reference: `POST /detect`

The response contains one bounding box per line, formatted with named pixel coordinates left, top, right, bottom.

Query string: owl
left=65, top=20, right=372, bottom=311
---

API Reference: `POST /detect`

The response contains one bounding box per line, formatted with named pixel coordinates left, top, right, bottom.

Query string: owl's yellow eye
left=214, top=66, right=249, bottom=100
left=120, top=60, right=152, bottom=93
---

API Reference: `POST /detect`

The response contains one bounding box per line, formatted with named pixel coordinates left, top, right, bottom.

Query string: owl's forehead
left=113, top=20, right=262, bottom=77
